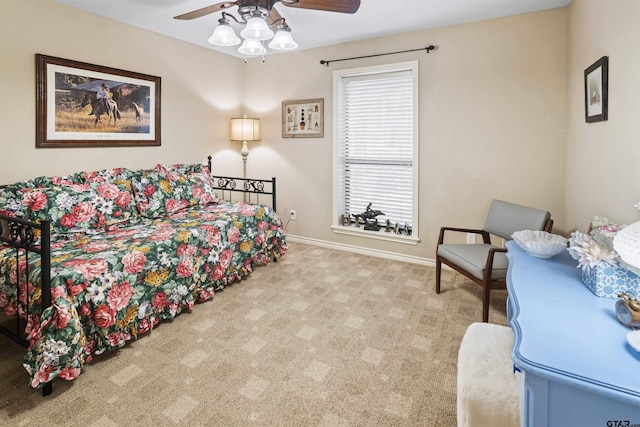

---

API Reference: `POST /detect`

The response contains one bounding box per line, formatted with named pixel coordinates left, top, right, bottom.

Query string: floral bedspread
left=0, top=201, right=287, bottom=388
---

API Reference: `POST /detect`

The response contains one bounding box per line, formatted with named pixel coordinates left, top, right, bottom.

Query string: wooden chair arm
left=483, top=247, right=508, bottom=282
left=438, top=227, right=490, bottom=244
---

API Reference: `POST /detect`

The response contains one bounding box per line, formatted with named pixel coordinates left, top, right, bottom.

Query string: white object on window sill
left=331, top=225, right=419, bottom=245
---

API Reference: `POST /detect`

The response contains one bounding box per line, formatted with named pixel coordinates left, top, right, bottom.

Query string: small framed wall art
left=282, top=98, right=324, bottom=138
left=584, top=56, right=608, bottom=123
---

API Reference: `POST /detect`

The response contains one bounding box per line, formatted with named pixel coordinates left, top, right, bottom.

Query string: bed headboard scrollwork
left=207, top=156, right=277, bottom=212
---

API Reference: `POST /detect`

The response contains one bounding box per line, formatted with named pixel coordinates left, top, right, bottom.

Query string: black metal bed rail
left=0, top=213, right=52, bottom=396
left=207, top=156, right=277, bottom=211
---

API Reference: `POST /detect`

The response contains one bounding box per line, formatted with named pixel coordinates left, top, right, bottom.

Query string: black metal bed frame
left=207, top=156, right=276, bottom=212
left=0, top=158, right=277, bottom=396
left=0, top=210, right=53, bottom=396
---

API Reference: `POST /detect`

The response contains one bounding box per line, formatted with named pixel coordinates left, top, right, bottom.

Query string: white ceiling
left=53, top=0, right=571, bottom=59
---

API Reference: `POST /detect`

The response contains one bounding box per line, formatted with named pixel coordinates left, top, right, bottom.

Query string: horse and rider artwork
left=63, top=79, right=149, bottom=131
left=80, top=84, right=122, bottom=127
left=52, top=76, right=151, bottom=138
left=350, top=202, right=412, bottom=235
left=36, top=54, right=161, bottom=148
left=353, top=203, right=385, bottom=231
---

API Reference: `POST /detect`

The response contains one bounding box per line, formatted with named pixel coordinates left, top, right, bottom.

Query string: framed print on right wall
left=584, top=56, right=608, bottom=123
left=282, top=98, right=324, bottom=138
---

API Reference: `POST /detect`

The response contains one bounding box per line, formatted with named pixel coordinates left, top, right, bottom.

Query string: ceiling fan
left=174, top=0, right=360, bottom=54
left=174, top=1, right=361, bottom=21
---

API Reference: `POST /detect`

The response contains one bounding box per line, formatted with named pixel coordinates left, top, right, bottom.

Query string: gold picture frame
left=282, top=98, right=324, bottom=138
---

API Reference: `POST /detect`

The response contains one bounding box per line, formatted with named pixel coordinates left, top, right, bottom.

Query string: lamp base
left=241, top=140, right=248, bottom=202
left=240, top=140, right=249, bottom=159
left=241, top=140, right=249, bottom=180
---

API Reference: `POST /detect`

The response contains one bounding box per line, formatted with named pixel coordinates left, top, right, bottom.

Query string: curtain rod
left=320, top=45, right=436, bottom=66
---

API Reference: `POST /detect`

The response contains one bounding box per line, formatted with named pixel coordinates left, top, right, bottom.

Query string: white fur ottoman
left=457, top=322, right=520, bottom=427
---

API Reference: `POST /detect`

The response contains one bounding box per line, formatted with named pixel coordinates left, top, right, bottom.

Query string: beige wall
left=0, top=0, right=244, bottom=183
left=1, top=1, right=572, bottom=262
left=565, top=0, right=640, bottom=230
left=239, top=8, right=569, bottom=260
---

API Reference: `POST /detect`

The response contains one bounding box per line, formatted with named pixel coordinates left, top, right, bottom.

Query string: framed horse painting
left=35, top=54, right=161, bottom=148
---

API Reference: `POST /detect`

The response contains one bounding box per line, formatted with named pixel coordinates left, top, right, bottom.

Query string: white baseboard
left=286, top=234, right=437, bottom=267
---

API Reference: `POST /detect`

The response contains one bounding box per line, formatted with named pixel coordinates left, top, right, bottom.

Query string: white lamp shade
left=230, top=116, right=261, bottom=142
left=240, top=16, right=274, bottom=41
left=268, top=29, right=298, bottom=51
left=208, top=24, right=241, bottom=46
left=614, top=221, right=640, bottom=269
left=238, top=39, right=267, bottom=56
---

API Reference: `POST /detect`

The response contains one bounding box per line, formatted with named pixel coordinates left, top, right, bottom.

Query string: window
left=333, top=61, right=419, bottom=243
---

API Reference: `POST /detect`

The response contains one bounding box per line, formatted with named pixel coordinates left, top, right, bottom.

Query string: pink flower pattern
left=0, top=165, right=286, bottom=390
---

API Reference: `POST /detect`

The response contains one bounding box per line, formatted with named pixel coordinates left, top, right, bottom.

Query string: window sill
left=331, top=225, right=420, bottom=245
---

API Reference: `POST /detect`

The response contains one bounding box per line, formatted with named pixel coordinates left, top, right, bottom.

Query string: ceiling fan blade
left=266, top=7, right=283, bottom=26
left=280, top=0, right=360, bottom=14
left=174, top=2, right=238, bottom=20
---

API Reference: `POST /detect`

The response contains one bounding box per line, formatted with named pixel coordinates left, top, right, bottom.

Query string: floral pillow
left=80, top=168, right=135, bottom=185
left=33, top=174, right=85, bottom=187
left=26, top=182, right=138, bottom=233
left=0, top=185, right=31, bottom=218
left=154, top=163, right=211, bottom=177
left=132, top=170, right=218, bottom=218
left=1, top=175, right=84, bottom=218
left=176, top=173, right=218, bottom=205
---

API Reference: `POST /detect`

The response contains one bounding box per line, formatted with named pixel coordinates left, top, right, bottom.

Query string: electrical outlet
left=466, top=233, right=475, bottom=244
left=289, top=209, right=296, bottom=221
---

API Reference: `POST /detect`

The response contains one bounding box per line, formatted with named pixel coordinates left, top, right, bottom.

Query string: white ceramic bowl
left=511, top=230, right=568, bottom=259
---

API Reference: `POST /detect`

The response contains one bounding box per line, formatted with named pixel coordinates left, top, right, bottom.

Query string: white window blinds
left=336, top=66, right=417, bottom=228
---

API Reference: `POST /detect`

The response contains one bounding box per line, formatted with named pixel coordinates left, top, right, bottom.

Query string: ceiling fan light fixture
left=238, top=39, right=267, bottom=56
left=175, top=0, right=362, bottom=57
left=240, top=16, right=274, bottom=41
left=208, top=22, right=241, bottom=46
left=268, top=28, right=298, bottom=51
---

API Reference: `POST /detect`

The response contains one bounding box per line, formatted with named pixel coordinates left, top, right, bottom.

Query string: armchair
left=435, top=199, right=552, bottom=322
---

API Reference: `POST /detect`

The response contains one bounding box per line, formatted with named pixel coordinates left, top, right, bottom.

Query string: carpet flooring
left=0, top=241, right=507, bottom=426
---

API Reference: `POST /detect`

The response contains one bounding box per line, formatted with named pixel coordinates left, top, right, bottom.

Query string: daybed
left=0, top=158, right=287, bottom=395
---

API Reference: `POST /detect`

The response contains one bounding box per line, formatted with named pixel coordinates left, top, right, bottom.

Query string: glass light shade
left=208, top=23, right=241, bottom=46
left=240, top=16, right=274, bottom=41
left=268, top=29, right=298, bottom=51
left=238, top=39, right=267, bottom=56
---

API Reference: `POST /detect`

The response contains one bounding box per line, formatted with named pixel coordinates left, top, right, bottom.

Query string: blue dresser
left=506, top=241, right=640, bottom=426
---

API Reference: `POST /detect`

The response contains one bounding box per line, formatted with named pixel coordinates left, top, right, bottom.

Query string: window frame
left=331, top=61, right=420, bottom=245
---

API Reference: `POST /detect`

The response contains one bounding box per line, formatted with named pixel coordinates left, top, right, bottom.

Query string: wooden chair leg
left=482, top=283, right=490, bottom=323
left=435, top=257, right=442, bottom=294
